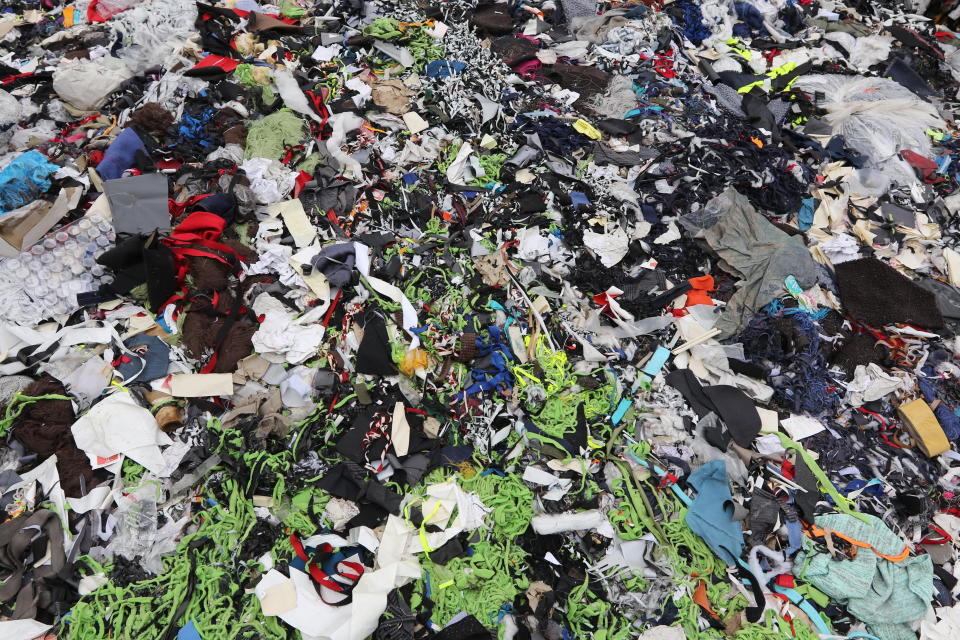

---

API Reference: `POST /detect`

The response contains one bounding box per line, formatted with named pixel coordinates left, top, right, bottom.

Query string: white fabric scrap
left=326, top=113, right=365, bottom=180
left=274, top=68, right=323, bottom=122
left=345, top=77, right=372, bottom=107
left=845, top=363, right=903, bottom=407
left=392, top=401, right=410, bottom=456
left=638, top=625, right=687, bottom=640
left=583, top=228, right=629, bottom=267
left=402, top=112, right=429, bottom=134
left=0, top=619, right=53, bottom=640
left=516, top=227, right=550, bottom=261
left=653, top=220, right=681, bottom=245
left=780, top=414, right=825, bottom=441
left=71, top=392, right=174, bottom=475
left=312, top=44, right=341, bottom=62
left=403, top=480, right=489, bottom=554
left=922, top=603, right=960, bottom=640
left=354, top=242, right=420, bottom=348
left=239, top=157, right=297, bottom=204
left=445, top=143, right=474, bottom=184
left=531, top=510, right=611, bottom=536
left=251, top=293, right=326, bottom=364
left=819, top=233, right=860, bottom=265
left=522, top=466, right=573, bottom=501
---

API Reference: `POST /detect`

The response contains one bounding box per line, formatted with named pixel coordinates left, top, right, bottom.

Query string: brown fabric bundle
left=12, top=377, right=95, bottom=498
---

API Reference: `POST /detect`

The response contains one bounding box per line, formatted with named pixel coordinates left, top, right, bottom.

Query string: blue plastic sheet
left=0, top=150, right=59, bottom=214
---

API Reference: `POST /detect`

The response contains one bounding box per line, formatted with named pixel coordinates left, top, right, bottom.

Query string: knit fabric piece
left=796, top=513, right=933, bottom=640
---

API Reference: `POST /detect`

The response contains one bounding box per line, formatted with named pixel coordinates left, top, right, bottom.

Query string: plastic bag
left=823, top=33, right=893, bottom=71
left=104, top=481, right=159, bottom=565
left=0, top=90, right=21, bottom=128
left=109, top=0, right=198, bottom=74
left=792, top=75, right=944, bottom=186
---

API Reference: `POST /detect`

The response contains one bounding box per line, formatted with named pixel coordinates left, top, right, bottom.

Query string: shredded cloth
left=2, top=2, right=960, bottom=640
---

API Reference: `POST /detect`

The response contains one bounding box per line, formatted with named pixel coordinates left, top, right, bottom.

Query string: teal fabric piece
left=794, top=513, right=932, bottom=640
left=684, top=460, right=743, bottom=566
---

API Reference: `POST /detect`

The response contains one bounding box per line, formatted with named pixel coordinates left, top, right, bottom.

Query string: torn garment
left=680, top=189, right=819, bottom=338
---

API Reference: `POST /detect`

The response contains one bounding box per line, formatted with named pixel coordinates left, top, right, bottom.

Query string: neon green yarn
left=233, top=64, right=268, bottom=86
left=607, top=470, right=647, bottom=540
left=459, top=471, right=533, bottom=538
left=62, top=477, right=287, bottom=640
left=420, top=539, right=528, bottom=628
left=513, top=338, right=612, bottom=437
left=732, top=609, right=820, bottom=640
left=121, top=459, right=146, bottom=486
left=436, top=142, right=462, bottom=173
left=279, top=0, right=305, bottom=18
left=405, top=28, right=445, bottom=70
left=363, top=17, right=405, bottom=40
left=362, top=19, right=444, bottom=70
left=566, top=574, right=633, bottom=640
left=470, top=153, right=507, bottom=186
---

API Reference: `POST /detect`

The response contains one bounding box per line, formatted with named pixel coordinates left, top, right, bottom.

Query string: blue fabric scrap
left=669, top=0, right=712, bottom=46
left=918, top=375, right=960, bottom=440
left=178, top=621, right=203, bottom=640
left=96, top=127, right=147, bottom=181
left=797, top=197, right=815, bottom=231
left=733, top=2, right=769, bottom=37
left=457, top=325, right=515, bottom=399
left=641, top=346, right=671, bottom=376
left=684, top=460, right=744, bottom=566
left=424, top=60, right=467, bottom=79
left=570, top=191, right=590, bottom=208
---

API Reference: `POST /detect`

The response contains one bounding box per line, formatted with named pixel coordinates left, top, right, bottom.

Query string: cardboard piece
left=0, top=186, right=82, bottom=257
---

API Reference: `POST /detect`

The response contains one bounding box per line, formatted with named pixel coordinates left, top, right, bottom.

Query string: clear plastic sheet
left=793, top=75, right=945, bottom=185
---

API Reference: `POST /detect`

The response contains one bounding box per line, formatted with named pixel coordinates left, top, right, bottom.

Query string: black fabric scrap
left=834, top=258, right=944, bottom=329
left=355, top=313, right=399, bottom=376
left=702, top=385, right=762, bottom=448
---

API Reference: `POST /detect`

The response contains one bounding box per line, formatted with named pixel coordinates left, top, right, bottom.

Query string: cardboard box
left=0, top=186, right=82, bottom=257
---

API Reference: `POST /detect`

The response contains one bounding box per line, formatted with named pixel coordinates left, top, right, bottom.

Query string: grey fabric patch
left=592, top=142, right=658, bottom=167
left=561, top=0, right=597, bottom=21
left=680, top=188, right=819, bottom=338
left=705, top=82, right=747, bottom=118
